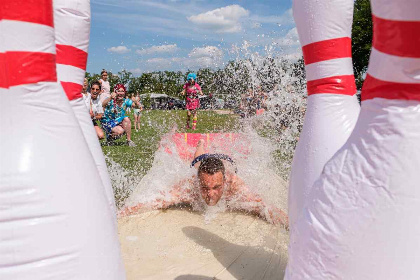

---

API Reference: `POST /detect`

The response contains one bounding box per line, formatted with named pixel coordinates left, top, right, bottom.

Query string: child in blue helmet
left=181, top=73, right=203, bottom=130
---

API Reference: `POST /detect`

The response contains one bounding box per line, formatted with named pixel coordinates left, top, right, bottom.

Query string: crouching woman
left=101, top=84, right=142, bottom=147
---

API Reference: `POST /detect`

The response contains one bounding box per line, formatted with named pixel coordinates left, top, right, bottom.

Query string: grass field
left=102, top=109, right=240, bottom=173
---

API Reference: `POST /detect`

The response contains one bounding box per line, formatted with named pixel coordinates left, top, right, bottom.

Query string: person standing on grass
left=181, top=73, right=203, bottom=130
left=133, top=93, right=143, bottom=132
left=101, top=84, right=142, bottom=147
left=99, top=69, right=111, bottom=102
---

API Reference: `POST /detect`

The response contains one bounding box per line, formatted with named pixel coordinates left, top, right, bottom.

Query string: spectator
left=133, top=93, right=143, bottom=132
left=99, top=69, right=110, bottom=102
left=89, top=81, right=106, bottom=139
left=101, top=83, right=142, bottom=147
left=82, top=78, right=90, bottom=109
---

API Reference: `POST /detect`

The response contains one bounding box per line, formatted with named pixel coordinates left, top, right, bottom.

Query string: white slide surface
left=119, top=210, right=289, bottom=280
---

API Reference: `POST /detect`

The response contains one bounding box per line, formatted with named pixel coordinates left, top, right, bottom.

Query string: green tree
left=118, top=70, right=133, bottom=88
left=352, top=0, right=372, bottom=89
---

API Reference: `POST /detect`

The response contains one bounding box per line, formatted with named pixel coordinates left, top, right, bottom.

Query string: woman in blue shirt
left=102, top=84, right=142, bottom=146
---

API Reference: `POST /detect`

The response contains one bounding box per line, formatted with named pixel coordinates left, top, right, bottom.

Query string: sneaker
left=106, top=136, right=114, bottom=146
left=127, top=140, right=137, bottom=147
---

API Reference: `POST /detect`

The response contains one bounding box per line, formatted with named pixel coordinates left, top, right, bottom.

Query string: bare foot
left=197, top=139, right=205, bottom=147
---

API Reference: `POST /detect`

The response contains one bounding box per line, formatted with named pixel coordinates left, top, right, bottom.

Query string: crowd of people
left=81, top=69, right=143, bottom=147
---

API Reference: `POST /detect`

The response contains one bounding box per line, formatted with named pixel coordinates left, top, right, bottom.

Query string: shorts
left=101, top=119, right=122, bottom=134
left=134, top=109, right=141, bottom=116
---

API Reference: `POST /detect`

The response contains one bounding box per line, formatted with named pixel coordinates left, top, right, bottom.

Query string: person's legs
left=133, top=113, right=139, bottom=131
left=192, top=111, right=198, bottom=130
left=111, top=125, right=125, bottom=138
left=121, top=117, right=132, bottom=141
left=136, top=113, right=141, bottom=130
left=186, top=110, right=191, bottom=129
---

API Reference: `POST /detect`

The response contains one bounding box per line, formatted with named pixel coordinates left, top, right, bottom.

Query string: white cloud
left=189, top=46, right=223, bottom=58
left=136, top=44, right=179, bottom=55
left=252, top=22, right=262, bottom=29
left=130, top=68, right=143, bottom=74
left=274, top=27, right=300, bottom=47
left=186, top=46, right=223, bottom=68
left=142, top=46, right=224, bottom=71
left=250, top=8, right=294, bottom=26
left=145, top=57, right=173, bottom=70
left=107, top=46, right=130, bottom=54
left=187, top=5, right=250, bottom=33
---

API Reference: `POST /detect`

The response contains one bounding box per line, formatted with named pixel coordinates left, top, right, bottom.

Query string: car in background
left=167, top=98, right=185, bottom=110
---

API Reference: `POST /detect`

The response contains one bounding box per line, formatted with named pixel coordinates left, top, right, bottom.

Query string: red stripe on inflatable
left=1, top=0, right=54, bottom=27
left=362, top=74, right=420, bottom=101
left=302, top=37, right=352, bottom=65
left=373, top=15, right=420, bottom=58
left=61, top=82, right=83, bottom=101
left=0, top=52, right=57, bottom=88
left=0, top=54, right=7, bottom=88
left=307, top=75, right=356, bottom=96
left=56, top=45, right=88, bottom=70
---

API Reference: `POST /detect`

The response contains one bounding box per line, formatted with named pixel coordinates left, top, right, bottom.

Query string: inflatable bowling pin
left=288, top=0, right=361, bottom=228
left=286, top=0, right=420, bottom=278
left=54, top=0, right=117, bottom=216
left=0, top=1, right=125, bottom=279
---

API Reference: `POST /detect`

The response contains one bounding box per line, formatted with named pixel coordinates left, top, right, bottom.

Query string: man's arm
left=227, top=176, right=289, bottom=228
left=119, top=177, right=195, bottom=217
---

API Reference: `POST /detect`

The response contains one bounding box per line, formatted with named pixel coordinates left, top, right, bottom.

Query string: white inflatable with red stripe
left=54, top=0, right=117, bottom=216
left=288, top=0, right=360, bottom=228
left=0, top=1, right=125, bottom=279
left=286, top=0, right=420, bottom=278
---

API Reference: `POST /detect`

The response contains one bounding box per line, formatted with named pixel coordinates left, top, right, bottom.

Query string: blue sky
left=87, top=0, right=300, bottom=75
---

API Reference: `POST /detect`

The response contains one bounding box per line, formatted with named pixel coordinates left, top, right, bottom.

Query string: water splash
left=110, top=43, right=307, bottom=223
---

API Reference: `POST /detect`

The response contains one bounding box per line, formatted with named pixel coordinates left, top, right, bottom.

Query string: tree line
left=85, top=58, right=306, bottom=104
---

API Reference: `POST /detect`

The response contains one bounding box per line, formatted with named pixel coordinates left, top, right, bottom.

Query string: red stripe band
left=61, top=81, right=83, bottom=101
left=362, top=74, right=420, bottom=101
left=373, top=15, right=420, bottom=58
left=302, top=37, right=352, bottom=65
left=1, top=0, right=54, bottom=27
left=307, top=75, right=356, bottom=96
left=0, top=52, right=57, bottom=88
left=56, top=45, right=88, bottom=70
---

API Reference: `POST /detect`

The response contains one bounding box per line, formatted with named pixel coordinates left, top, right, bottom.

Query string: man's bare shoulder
left=224, top=172, right=245, bottom=195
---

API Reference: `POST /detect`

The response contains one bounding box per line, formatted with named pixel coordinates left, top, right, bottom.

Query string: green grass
left=102, top=109, right=240, bottom=174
